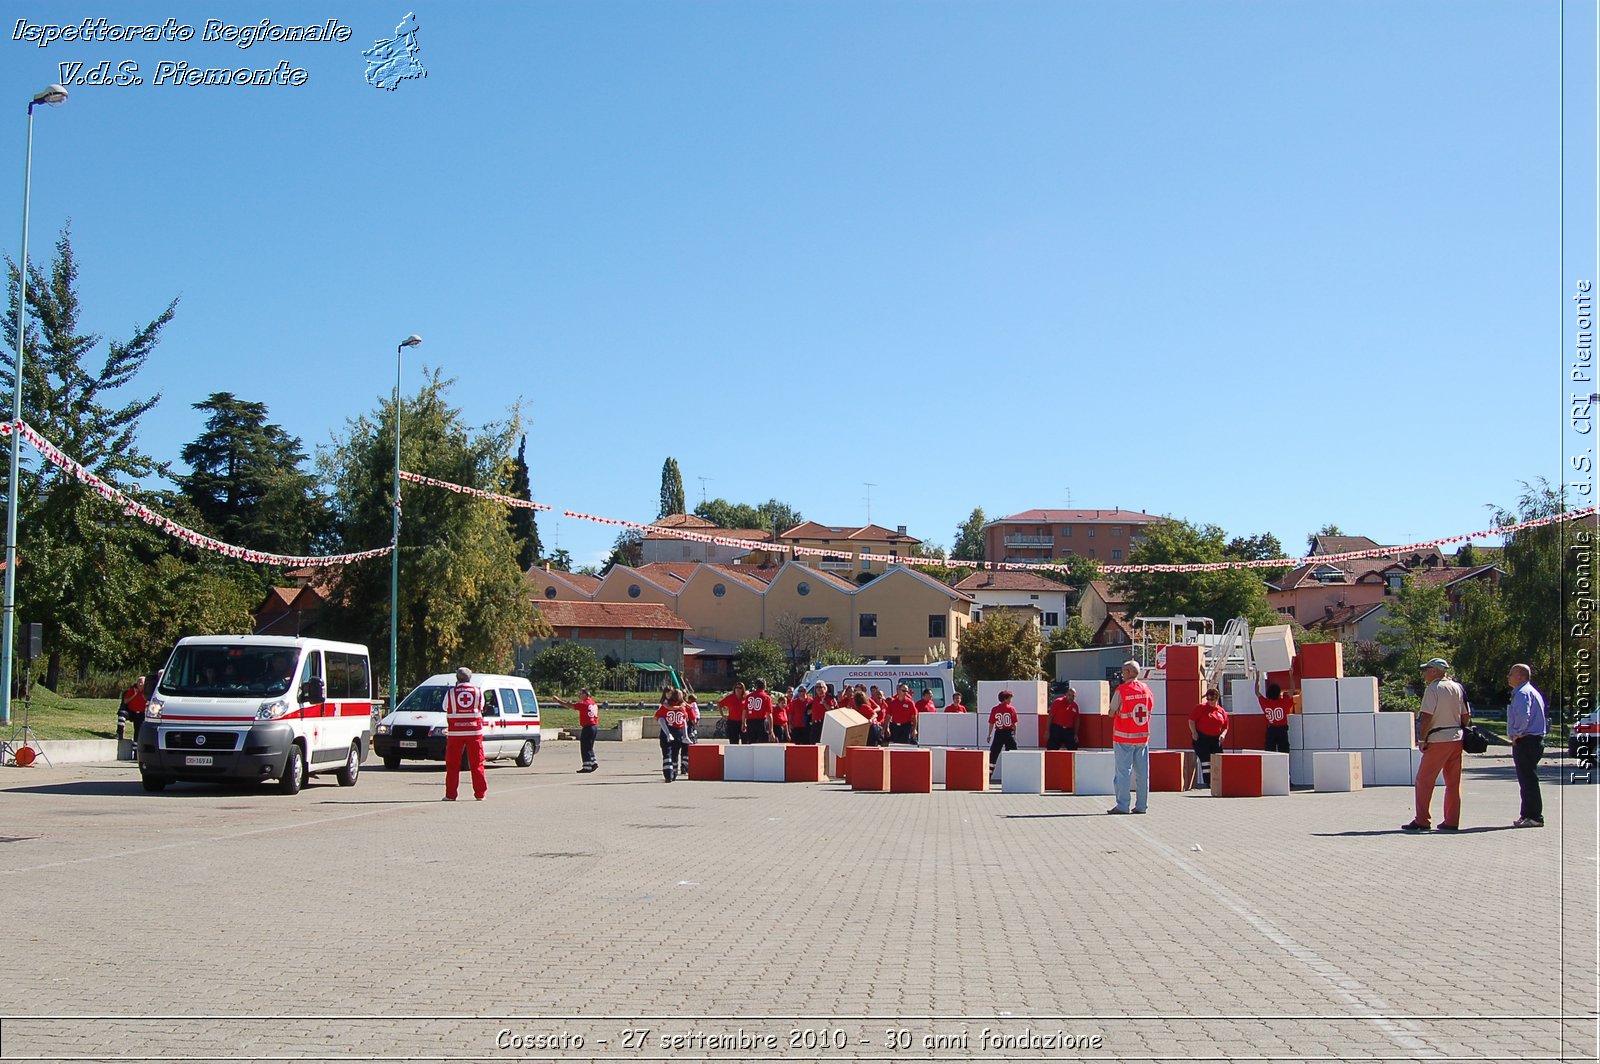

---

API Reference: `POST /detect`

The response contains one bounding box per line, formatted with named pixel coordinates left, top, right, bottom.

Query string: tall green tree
left=952, top=508, right=986, bottom=562
left=506, top=435, right=541, bottom=570
left=957, top=610, right=1043, bottom=680
left=3, top=227, right=175, bottom=688
left=1377, top=573, right=1455, bottom=679
left=319, top=371, right=533, bottom=693
left=659, top=457, right=685, bottom=518
left=756, top=499, right=803, bottom=534
left=1113, top=519, right=1278, bottom=627
left=177, top=392, right=328, bottom=555
left=1306, top=523, right=1343, bottom=553
left=1492, top=479, right=1588, bottom=712
left=694, top=497, right=802, bottom=532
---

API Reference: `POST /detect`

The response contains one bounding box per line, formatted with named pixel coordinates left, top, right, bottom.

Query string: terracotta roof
left=1410, top=563, right=1503, bottom=586
left=779, top=521, right=921, bottom=544
left=651, top=513, right=717, bottom=529
left=1086, top=580, right=1128, bottom=606
left=635, top=562, right=700, bottom=587
left=527, top=567, right=601, bottom=595
left=692, top=563, right=769, bottom=593
left=1309, top=535, right=1385, bottom=556
left=1305, top=601, right=1386, bottom=631
left=990, top=509, right=1162, bottom=525
left=263, top=587, right=297, bottom=610
left=643, top=520, right=772, bottom=542
left=955, top=571, right=1071, bottom=593
left=535, top=600, right=692, bottom=631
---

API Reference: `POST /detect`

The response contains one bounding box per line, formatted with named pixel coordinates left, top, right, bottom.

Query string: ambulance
left=373, top=673, right=541, bottom=770
left=797, top=660, right=957, bottom=707
left=138, top=635, right=374, bottom=794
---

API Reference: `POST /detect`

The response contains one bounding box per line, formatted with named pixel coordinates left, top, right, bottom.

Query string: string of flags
left=0, top=418, right=1593, bottom=575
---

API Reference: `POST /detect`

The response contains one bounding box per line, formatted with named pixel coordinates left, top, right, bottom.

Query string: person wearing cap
left=442, top=666, right=488, bottom=801
left=1109, top=660, right=1154, bottom=814
left=1403, top=657, right=1469, bottom=832
left=1505, top=663, right=1547, bottom=828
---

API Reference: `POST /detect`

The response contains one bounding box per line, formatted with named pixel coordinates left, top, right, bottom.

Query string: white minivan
left=139, top=635, right=373, bottom=794
left=797, top=660, right=957, bottom=707
left=373, top=673, right=542, bottom=770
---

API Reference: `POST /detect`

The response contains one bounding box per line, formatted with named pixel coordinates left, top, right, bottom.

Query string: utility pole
left=863, top=482, right=876, bottom=524
left=697, top=476, right=712, bottom=505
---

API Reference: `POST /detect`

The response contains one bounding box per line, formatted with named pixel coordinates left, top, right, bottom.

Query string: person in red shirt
left=805, top=683, right=833, bottom=744
left=655, top=688, right=690, bottom=782
left=1188, top=686, right=1229, bottom=789
left=681, top=688, right=701, bottom=777
left=552, top=687, right=601, bottom=772
left=1257, top=674, right=1295, bottom=753
left=987, top=691, right=1019, bottom=773
left=119, top=674, right=148, bottom=754
left=718, top=681, right=747, bottom=745
left=852, top=690, right=884, bottom=746
left=915, top=689, right=937, bottom=716
left=1047, top=686, right=1080, bottom=750
left=744, top=679, right=775, bottom=744
left=886, top=683, right=919, bottom=744
left=947, top=692, right=969, bottom=713
left=442, top=667, right=488, bottom=801
left=772, top=693, right=793, bottom=743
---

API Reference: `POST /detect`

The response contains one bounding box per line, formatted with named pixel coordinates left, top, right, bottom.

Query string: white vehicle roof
left=172, top=634, right=370, bottom=656
left=412, top=673, right=533, bottom=689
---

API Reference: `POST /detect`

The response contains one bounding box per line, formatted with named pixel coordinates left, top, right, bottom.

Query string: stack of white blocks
left=1231, top=673, right=1417, bottom=787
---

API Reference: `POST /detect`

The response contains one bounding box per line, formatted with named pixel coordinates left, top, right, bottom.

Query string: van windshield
left=395, top=685, right=448, bottom=713
left=161, top=645, right=299, bottom=698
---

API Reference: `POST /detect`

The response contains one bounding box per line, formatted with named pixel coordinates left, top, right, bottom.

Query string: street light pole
left=1, top=84, right=67, bottom=727
left=390, top=334, right=421, bottom=712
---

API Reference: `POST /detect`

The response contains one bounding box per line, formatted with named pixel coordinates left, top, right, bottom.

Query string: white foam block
left=820, top=707, right=868, bottom=757
left=1260, top=751, right=1290, bottom=795
left=1251, top=624, right=1296, bottom=672
left=1149, top=683, right=1167, bottom=716
left=930, top=747, right=947, bottom=785
left=1016, top=712, right=1045, bottom=749
left=1072, top=750, right=1116, bottom=795
left=1289, top=749, right=1314, bottom=788
left=1313, top=751, right=1363, bottom=792
left=918, top=712, right=946, bottom=748
left=1337, top=675, right=1379, bottom=714
left=1337, top=713, right=1376, bottom=750
left=1147, top=713, right=1167, bottom=749
left=1302, top=713, right=1340, bottom=751
left=1302, top=678, right=1340, bottom=714
left=944, top=713, right=979, bottom=748
left=724, top=745, right=757, bottom=782
left=1287, top=715, right=1304, bottom=749
left=752, top=744, right=786, bottom=783
left=977, top=680, right=1046, bottom=716
left=1000, top=749, right=1045, bottom=793
left=1230, top=678, right=1263, bottom=714
left=1073, top=680, right=1110, bottom=715
left=1375, top=712, right=1417, bottom=749
left=1373, top=747, right=1413, bottom=786
left=1360, top=749, right=1377, bottom=786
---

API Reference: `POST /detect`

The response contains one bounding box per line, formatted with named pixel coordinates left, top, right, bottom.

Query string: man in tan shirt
left=1403, top=657, right=1470, bottom=832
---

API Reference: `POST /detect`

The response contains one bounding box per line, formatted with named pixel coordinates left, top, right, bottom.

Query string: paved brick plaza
left=0, top=741, right=1594, bottom=1062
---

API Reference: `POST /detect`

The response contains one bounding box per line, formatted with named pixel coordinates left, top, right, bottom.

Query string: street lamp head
left=31, top=84, right=68, bottom=108
left=399, top=334, right=422, bottom=348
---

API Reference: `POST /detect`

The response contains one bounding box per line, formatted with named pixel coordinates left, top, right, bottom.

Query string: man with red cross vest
left=443, top=666, right=488, bottom=801
left=1109, top=659, right=1153, bottom=815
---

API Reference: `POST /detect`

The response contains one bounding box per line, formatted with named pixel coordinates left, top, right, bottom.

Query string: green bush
left=527, top=642, right=605, bottom=695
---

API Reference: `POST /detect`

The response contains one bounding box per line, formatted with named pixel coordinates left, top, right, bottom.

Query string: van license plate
left=399, top=740, right=418, bottom=749
left=185, top=755, right=213, bottom=767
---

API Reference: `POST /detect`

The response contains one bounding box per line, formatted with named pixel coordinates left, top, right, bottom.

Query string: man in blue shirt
left=1506, top=663, right=1547, bottom=828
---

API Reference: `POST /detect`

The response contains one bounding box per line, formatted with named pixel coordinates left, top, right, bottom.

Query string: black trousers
left=1512, top=736, right=1544, bottom=822
left=726, top=719, right=742, bottom=744
left=1265, top=725, right=1290, bottom=753
left=888, top=721, right=915, bottom=744
left=745, top=718, right=770, bottom=743
left=866, top=723, right=885, bottom=747
left=1047, top=723, right=1077, bottom=751
left=1192, top=734, right=1223, bottom=786
left=989, top=727, right=1017, bottom=769
left=659, top=728, right=686, bottom=779
left=579, top=724, right=598, bottom=767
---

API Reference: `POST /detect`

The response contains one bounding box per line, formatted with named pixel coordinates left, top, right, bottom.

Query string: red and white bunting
left=398, top=470, right=553, bottom=510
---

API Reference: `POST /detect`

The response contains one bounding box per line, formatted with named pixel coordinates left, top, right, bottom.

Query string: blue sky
left=2, top=1, right=1594, bottom=569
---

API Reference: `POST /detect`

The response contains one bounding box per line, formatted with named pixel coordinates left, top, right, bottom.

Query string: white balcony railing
left=1004, top=535, right=1054, bottom=548
left=818, top=558, right=853, bottom=571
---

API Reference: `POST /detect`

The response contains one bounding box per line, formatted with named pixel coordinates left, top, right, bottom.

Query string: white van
left=797, top=660, right=957, bottom=708
left=139, top=635, right=373, bottom=794
left=373, top=673, right=541, bottom=770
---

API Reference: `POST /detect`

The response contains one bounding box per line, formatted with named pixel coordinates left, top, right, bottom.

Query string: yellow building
left=776, top=521, right=922, bottom=579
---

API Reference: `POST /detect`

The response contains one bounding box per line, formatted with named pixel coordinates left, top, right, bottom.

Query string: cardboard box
left=1288, top=749, right=1313, bottom=788
left=1072, top=750, right=1116, bottom=795
left=918, top=712, right=947, bottom=747
left=1000, top=749, right=1045, bottom=793
left=1148, top=682, right=1167, bottom=716
left=1211, top=751, right=1289, bottom=796
left=944, top=748, right=988, bottom=791
left=1251, top=625, right=1296, bottom=673
left=752, top=744, right=787, bottom=782
left=1266, top=670, right=1296, bottom=695
left=930, top=747, right=947, bottom=785
left=1301, top=713, right=1340, bottom=751
left=1301, top=678, right=1340, bottom=714
left=1224, top=716, right=1267, bottom=751
left=1374, top=711, right=1417, bottom=749
left=724, top=745, right=758, bottom=782
left=1015, top=712, right=1046, bottom=750
left=1337, top=713, right=1376, bottom=750
left=826, top=748, right=850, bottom=779
left=687, top=743, right=724, bottom=781
left=783, top=744, right=824, bottom=783
left=977, top=680, right=1046, bottom=716
left=1149, top=749, right=1196, bottom=791
left=1373, top=747, right=1414, bottom=786
left=1166, top=715, right=1194, bottom=752
left=889, top=748, right=932, bottom=793
left=1229, top=678, right=1262, bottom=714
left=1072, top=680, right=1110, bottom=715
left=1287, top=715, right=1304, bottom=749
left=1337, top=676, right=1380, bottom=715
left=1166, top=676, right=1205, bottom=716
left=848, top=747, right=890, bottom=791
left=1313, top=751, right=1363, bottom=792
left=1299, top=641, right=1344, bottom=679
left=1043, top=750, right=1074, bottom=792
left=821, top=707, right=870, bottom=758
left=1360, top=749, right=1377, bottom=786
left=944, top=712, right=980, bottom=748
left=1162, top=643, right=1204, bottom=680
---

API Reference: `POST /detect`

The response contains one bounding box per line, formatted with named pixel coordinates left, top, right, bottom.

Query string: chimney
left=896, top=525, right=907, bottom=536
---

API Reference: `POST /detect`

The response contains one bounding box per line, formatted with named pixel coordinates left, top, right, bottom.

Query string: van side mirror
left=300, top=677, right=325, bottom=704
